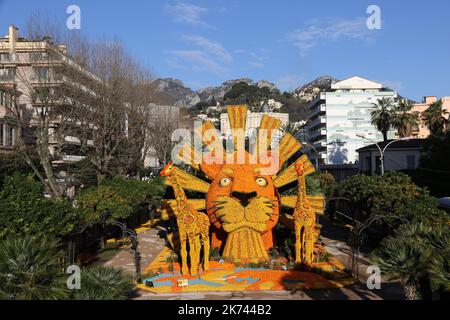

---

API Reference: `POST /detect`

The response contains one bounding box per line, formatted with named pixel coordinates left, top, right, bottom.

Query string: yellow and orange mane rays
left=194, top=121, right=225, bottom=155
left=277, top=133, right=302, bottom=170
left=177, top=142, right=202, bottom=171
left=274, top=154, right=314, bottom=188
left=164, top=166, right=211, bottom=193
left=259, top=114, right=282, bottom=146
left=227, top=105, right=248, bottom=151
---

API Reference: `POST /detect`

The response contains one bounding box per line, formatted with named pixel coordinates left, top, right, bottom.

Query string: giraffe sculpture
left=160, top=162, right=210, bottom=276
left=293, top=162, right=317, bottom=265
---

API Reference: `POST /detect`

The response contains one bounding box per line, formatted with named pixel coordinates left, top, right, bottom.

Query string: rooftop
left=357, top=139, right=426, bottom=152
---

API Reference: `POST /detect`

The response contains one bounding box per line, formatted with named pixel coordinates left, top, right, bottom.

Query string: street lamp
left=301, top=141, right=319, bottom=170
left=356, top=134, right=411, bottom=175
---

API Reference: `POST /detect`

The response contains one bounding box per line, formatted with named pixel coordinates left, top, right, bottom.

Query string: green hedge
left=0, top=172, right=81, bottom=239
left=77, top=176, right=164, bottom=222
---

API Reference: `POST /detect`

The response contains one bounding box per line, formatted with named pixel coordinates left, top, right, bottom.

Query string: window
left=406, top=155, right=416, bottom=170
left=8, top=127, right=14, bottom=146
left=0, top=53, right=10, bottom=62
left=30, top=52, right=44, bottom=62
left=0, top=124, right=3, bottom=146
left=34, top=67, right=49, bottom=81
left=0, top=68, right=16, bottom=81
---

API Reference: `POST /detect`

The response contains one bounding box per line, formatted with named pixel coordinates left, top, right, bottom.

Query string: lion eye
left=256, top=177, right=268, bottom=187
left=219, top=177, right=232, bottom=187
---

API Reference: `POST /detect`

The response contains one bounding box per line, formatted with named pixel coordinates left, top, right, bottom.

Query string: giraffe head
left=160, top=162, right=175, bottom=177
left=296, top=162, right=305, bottom=175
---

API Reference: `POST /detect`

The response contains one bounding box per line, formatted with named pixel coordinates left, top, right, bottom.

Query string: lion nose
left=231, top=191, right=257, bottom=207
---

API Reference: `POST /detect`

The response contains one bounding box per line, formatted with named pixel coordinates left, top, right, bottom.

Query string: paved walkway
left=104, top=220, right=404, bottom=300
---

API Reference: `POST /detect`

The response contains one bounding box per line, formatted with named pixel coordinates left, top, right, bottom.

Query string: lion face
left=201, top=152, right=280, bottom=257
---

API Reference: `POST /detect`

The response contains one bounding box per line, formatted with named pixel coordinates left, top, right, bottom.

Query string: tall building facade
left=0, top=84, right=20, bottom=154
left=0, top=25, right=99, bottom=164
left=306, top=76, right=397, bottom=165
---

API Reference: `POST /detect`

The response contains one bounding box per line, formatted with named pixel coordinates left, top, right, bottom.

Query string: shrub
left=332, top=172, right=448, bottom=232
left=77, top=176, right=164, bottom=222
left=0, top=236, right=68, bottom=300
left=0, top=172, right=81, bottom=239
left=71, top=265, right=133, bottom=300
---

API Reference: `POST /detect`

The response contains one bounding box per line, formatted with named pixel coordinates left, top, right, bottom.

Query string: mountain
left=153, top=78, right=278, bottom=108
left=293, top=76, right=339, bottom=101
left=153, top=76, right=415, bottom=108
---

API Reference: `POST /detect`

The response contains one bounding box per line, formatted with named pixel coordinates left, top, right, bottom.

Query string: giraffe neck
left=296, top=173, right=308, bottom=210
left=170, top=171, right=190, bottom=215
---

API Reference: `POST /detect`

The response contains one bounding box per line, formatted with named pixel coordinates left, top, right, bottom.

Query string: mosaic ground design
left=137, top=247, right=357, bottom=294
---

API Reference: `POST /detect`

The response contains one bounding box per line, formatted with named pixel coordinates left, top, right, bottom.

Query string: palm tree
left=372, top=222, right=450, bottom=300
left=72, top=265, right=133, bottom=300
left=371, top=98, right=395, bottom=141
left=280, top=122, right=305, bottom=139
left=371, top=233, right=430, bottom=300
left=0, top=236, right=68, bottom=300
left=394, top=99, right=419, bottom=138
left=422, top=100, right=449, bottom=136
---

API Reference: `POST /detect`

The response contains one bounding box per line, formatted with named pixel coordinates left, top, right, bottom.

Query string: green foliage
left=223, top=82, right=280, bottom=107
left=209, top=247, right=221, bottom=260
left=0, top=172, right=81, bottom=239
left=422, top=100, right=449, bottom=136
left=404, top=132, right=450, bottom=197
left=371, top=222, right=450, bottom=297
left=77, top=176, right=165, bottom=222
left=71, top=265, right=133, bottom=300
left=279, top=97, right=309, bottom=122
left=333, top=172, right=448, bottom=230
left=0, top=236, right=68, bottom=300
left=371, top=97, right=395, bottom=141
left=0, top=152, right=35, bottom=187
left=311, top=172, right=336, bottom=197
left=393, top=99, right=419, bottom=138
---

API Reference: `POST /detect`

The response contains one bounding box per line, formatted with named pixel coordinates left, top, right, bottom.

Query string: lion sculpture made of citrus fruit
left=161, top=105, right=325, bottom=268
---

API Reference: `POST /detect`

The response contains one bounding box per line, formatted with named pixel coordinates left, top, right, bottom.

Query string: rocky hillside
left=293, top=76, right=339, bottom=101
left=154, top=75, right=414, bottom=108
left=153, top=78, right=278, bottom=108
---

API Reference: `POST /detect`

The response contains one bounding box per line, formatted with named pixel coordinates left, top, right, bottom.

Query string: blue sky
left=1, top=0, right=449, bottom=101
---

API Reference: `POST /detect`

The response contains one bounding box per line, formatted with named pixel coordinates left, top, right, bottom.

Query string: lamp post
left=356, top=134, right=410, bottom=175
left=301, top=141, right=320, bottom=171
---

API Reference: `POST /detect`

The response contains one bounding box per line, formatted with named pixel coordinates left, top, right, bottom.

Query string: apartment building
left=0, top=25, right=99, bottom=164
left=306, top=76, right=397, bottom=165
left=0, top=84, right=20, bottom=154
left=410, top=96, right=450, bottom=138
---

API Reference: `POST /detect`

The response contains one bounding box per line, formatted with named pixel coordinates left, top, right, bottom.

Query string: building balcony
left=309, top=104, right=326, bottom=118
left=306, top=116, right=326, bottom=130
left=308, top=92, right=326, bottom=109
left=53, top=155, right=86, bottom=164
left=313, top=140, right=327, bottom=150
left=308, top=128, right=327, bottom=141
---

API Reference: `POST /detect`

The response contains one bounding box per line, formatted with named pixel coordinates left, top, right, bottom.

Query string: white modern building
left=306, top=76, right=398, bottom=165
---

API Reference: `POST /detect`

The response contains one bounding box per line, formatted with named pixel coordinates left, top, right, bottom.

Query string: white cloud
left=182, top=35, right=232, bottom=62
left=167, top=50, right=228, bottom=75
left=275, top=74, right=305, bottom=91
left=287, top=17, right=374, bottom=54
left=165, top=2, right=210, bottom=27
left=249, top=50, right=269, bottom=69
left=167, top=36, right=233, bottom=76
